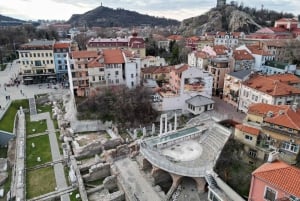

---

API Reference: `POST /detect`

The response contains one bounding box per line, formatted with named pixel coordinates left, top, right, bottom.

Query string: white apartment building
left=238, top=74, right=300, bottom=113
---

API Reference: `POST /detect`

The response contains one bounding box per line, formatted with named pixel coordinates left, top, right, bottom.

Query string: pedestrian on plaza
left=20, top=89, right=22, bottom=94
left=4, top=87, right=6, bottom=91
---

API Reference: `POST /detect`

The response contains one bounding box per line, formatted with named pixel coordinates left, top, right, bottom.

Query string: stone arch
left=140, top=158, right=152, bottom=171
left=151, top=168, right=173, bottom=194
left=177, top=176, right=207, bottom=193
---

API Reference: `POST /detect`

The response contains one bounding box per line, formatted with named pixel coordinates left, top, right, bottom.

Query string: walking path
left=0, top=60, right=67, bottom=115
left=1, top=61, right=71, bottom=200
left=115, top=158, right=162, bottom=201
left=31, top=112, right=70, bottom=201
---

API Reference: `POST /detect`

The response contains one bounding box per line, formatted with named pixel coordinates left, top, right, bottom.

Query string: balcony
left=262, top=125, right=300, bottom=139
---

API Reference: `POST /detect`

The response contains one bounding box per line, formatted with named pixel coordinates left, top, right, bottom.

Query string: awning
left=48, top=76, right=56, bottom=79
left=23, top=77, right=33, bottom=80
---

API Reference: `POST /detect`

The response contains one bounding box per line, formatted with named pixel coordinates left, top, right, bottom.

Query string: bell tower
left=217, top=0, right=226, bottom=8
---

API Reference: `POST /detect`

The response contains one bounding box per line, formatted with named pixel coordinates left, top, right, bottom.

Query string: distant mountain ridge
left=179, top=4, right=295, bottom=35
left=0, top=14, right=25, bottom=26
left=67, top=6, right=180, bottom=27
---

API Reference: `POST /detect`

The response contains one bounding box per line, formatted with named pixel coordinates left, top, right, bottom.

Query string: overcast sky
left=1, top=0, right=299, bottom=21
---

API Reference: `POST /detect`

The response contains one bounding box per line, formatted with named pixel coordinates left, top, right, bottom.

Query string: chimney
left=292, top=101, right=298, bottom=112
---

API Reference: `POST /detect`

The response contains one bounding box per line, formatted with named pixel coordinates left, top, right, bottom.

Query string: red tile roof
left=142, top=66, right=173, bottom=74
left=172, top=64, right=189, bottom=74
left=243, top=75, right=300, bottom=96
left=253, top=161, right=300, bottom=197
left=103, top=49, right=124, bottom=64
left=71, top=50, right=99, bottom=59
left=88, top=55, right=104, bottom=68
left=248, top=103, right=300, bottom=130
left=213, top=45, right=228, bottom=55
left=248, top=103, right=289, bottom=117
left=167, top=35, right=183, bottom=41
left=196, top=51, right=209, bottom=59
left=265, top=108, right=300, bottom=130
left=276, top=18, right=298, bottom=23
left=54, top=42, right=70, bottom=49
left=247, top=45, right=272, bottom=56
left=235, top=124, right=260, bottom=136
left=267, top=73, right=300, bottom=85
left=233, top=50, right=254, bottom=60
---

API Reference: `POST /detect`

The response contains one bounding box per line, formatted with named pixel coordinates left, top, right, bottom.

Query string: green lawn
left=26, top=167, right=56, bottom=199
left=70, top=189, right=82, bottom=201
left=26, top=115, right=47, bottom=135
left=26, top=135, right=52, bottom=168
left=0, top=99, right=29, bottom=132
left=36, top=103, right=52, bottom=114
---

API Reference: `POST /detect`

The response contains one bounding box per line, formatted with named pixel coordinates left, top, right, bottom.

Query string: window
left=35, top=60, right=42, bottom=66
left=245, top=135, right=253, bottom=141
left=92, top=76, right=95, bottom=81
left=264, top=187, right=276, bottom=201
left=281, top=141, right=299, bottom=153
left=99, top=68, right=104, bottom=72
left=249, top=149, right=257, bottom=158
left=115, top=71, right=119, bottom=76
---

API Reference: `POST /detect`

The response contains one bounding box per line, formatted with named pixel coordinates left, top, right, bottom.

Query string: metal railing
left=140, top=145, right=212, bottom=177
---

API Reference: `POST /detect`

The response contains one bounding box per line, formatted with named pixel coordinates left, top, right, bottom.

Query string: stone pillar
left=160, top=116, right=163, bottom=135
left=165, top=115, right=168, bottom=133
left=174, top=113, right=177, bottom=131
left=194, top=177, right=207, bottom=193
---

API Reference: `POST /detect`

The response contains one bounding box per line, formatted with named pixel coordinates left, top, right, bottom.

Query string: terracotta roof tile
left=88, top=55, right=104, bottom=68
left=142, top=66, right=173, bottom=74
left=243, top=75, right=300, bottom=96
left=248, top=103, right=289, bottom=117
left=213, top=45, right=228, bottom=55
left=233, top=50, right=254, bottom=60
left=236, top=124, right=260, bottom=136
left=54, top=42, right=70, bottom=49
left=71, top=50, right=99, bottom=59
left=265, top=107, right=300, bottom=130
left=248, top=103, right=300, bottom=130
left=103, top=49, right=124, bottom=64
left=253, top=161, right=300, bottom=197
left=267, top=73, right=300, bottom=85
left=172, top=64, right=189, bottom=73
left=246, top=45, right=272, bottom=56
left=276, top=18, right=298, bottom=23
left=167, top=35, right=183, bottom=41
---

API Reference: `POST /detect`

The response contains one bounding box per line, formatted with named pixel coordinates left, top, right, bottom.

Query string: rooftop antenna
left=101, top=2, right=103, bottom=7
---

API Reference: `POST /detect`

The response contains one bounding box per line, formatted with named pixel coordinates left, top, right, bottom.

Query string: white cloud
left=0, top=0, right=299, bottom=21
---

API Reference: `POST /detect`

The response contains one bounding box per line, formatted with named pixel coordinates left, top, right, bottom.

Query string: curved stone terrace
left=140, top=121, right=231, bottom=178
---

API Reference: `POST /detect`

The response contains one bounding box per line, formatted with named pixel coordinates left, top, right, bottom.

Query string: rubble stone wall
left=82, top=163, right=111, bottom=182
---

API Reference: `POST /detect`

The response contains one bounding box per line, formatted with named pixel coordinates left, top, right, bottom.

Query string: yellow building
left=242, top=103, right=300, bottom=164
left=18, top=40, right=55, bottom=84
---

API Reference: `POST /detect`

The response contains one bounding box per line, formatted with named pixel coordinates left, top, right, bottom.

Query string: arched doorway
left=152, top=169, right=173, bottom=194
left=173, top=177, right=202, bottom=201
